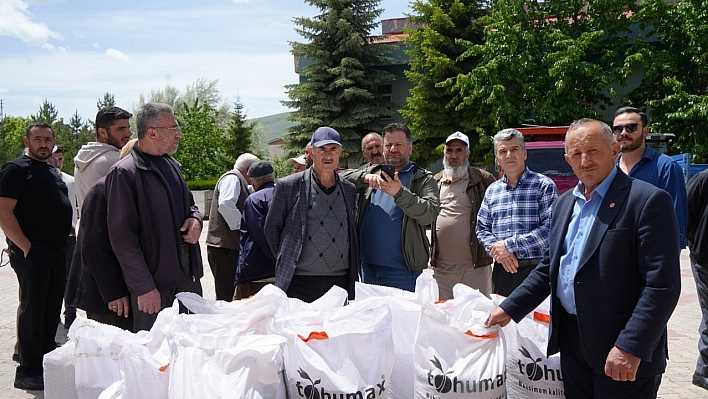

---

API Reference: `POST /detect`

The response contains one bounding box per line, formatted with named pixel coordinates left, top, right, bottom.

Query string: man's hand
left=107, top=296, right=130, bottom=317
left=137, top=288, right=161, bottom=314
left=484, top=307, right=512, bottom=328
left=378, top=172, right=402, bottom=197
left=605, top=346, right=641, bottom=381
left=22, top=243, right=32, bottom=258
left=490, top=241, right=519, bottom=273
left=180, top=217, right=202, bottom=244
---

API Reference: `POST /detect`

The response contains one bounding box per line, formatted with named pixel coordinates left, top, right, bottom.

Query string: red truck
left=516, top=126, right=578, bottom=194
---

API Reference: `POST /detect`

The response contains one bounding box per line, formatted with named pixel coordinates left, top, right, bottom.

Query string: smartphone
left=380, top=165, right=395, bottom=182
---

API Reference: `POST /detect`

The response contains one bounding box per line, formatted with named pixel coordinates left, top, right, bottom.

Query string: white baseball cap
left=445, top=131, right=469, bottom=147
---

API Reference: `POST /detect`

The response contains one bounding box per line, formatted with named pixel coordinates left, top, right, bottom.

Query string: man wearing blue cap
left=265, top=127, right=359, bottom=302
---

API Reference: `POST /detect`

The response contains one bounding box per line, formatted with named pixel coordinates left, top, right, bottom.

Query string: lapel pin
left=610, top=203, right=615, bottom=208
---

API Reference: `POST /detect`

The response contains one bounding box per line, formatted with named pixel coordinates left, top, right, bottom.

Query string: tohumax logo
left=295, top=368, right=387, bottom=399
left=426, top=355, right=505, bottom=394
left=518, top=346, right=563, bottom=382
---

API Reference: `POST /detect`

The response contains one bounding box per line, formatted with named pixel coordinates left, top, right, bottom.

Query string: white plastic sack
left=414, top=293, right=506, bottom=399
left=503, top=297, right=565, bottom=398
left=175, top=284, right=288, bottom=315
left=44, top=340, right=78, bottom=399
left=72, top=319, right=138, bottom=399
left=176, top=284, right=347, bottom=321
left=353, top=274, right=438, bottom=399
left=166, top=332, right=287, bottom=399
left=70, top=300, right=179, bottom=399
left=281, top=300, right=394, bottom=399
left=355, top=272, right=439, bottom=304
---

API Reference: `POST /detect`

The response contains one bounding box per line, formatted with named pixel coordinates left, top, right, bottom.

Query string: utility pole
left=0, top=99, right=4, bottom=122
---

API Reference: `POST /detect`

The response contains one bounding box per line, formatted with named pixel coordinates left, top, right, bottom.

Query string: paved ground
left=0, top=226, right=705, bottom=398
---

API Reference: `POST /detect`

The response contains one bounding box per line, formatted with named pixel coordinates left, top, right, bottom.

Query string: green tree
left=0, top=116, right=33, bottom=165
left=56, top=111, right=94, bottom=174
left=174, top=99, right=231, bottom=181
left=96, top=92, right=116, bottom=110
left=401, top=0, right=488, bottom=165
left=138, top=79, right=231, bottom=127
left=282, top=0, right=396, bottom=166
left=225, top=97, right=260, bottom=160
left=33, top=99, right=59, bottom=125
left=451, top=0, right=632, bottom=161
left=624, top=0, right=708, bottom=162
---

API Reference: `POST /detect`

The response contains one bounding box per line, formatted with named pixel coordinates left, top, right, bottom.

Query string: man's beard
left=617, top=134, right=643, bottom=153
left=443, top=158, right=470, bottom=180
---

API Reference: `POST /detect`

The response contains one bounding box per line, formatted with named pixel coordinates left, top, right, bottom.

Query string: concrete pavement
left=0, top=227, right=705, bottom=398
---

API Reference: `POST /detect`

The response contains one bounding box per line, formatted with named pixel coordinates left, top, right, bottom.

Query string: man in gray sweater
left=265, top=127, right=359, bottom=302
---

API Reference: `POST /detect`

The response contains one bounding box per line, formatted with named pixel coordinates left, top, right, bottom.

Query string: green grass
left=250, top=112, right=295, bottom=143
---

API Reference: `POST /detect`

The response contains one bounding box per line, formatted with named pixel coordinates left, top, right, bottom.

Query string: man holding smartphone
left=341, top=123, right=439, bottom=292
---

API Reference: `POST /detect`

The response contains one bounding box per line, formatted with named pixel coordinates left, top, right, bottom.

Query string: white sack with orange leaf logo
left=503, top=297, right=566, bottom=398
left=279, top=299, right=394, bottom=399
left=414, top=288, right=507, bottom=399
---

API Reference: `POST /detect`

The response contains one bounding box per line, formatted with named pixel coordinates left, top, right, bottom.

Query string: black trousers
left=63, top=235, right=77, bottom=322
left=86, top=311, right=133, bottom=331
left=492, top=259, right=539, bottom=297
left=558, top=307, right=659, bottom=398
left=132, top=248, right=202, bottom=332
left=206, top=245, right=238, bottom=302
left=286, top=274, right=348, bottom=303
left=9, top=243, right=65, bottom=378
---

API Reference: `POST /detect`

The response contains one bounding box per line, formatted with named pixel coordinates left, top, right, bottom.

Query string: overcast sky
left=0, top=0, right=412, bottom=122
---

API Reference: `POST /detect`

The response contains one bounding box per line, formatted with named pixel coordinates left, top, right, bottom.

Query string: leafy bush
left=187, top=179, right=218, bottom=191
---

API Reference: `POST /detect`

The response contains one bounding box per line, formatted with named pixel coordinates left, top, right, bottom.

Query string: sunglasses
left=612, top=123, right=639, bottom=134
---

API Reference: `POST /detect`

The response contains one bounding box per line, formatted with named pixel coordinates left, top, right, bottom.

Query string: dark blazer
left=501, top=169, right=681, bottom=377
left=264, top=168, right=359, bottom=299
left=66, top=177, right=129, bottom=314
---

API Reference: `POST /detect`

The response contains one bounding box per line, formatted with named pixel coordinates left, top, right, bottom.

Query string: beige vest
left=205, top=171, right=249, bottom=250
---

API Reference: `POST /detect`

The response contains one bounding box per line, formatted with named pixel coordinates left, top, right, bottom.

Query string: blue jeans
left=361, top=262, right=421, bottom=292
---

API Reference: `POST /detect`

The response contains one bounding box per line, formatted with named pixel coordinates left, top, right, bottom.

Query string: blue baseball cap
left=311, top=126, right=343, bottom=148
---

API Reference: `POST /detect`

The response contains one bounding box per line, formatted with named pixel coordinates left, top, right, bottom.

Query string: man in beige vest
left=431, top=132, right=496, bottom=299
left=205, top=153, right=258, bottom=301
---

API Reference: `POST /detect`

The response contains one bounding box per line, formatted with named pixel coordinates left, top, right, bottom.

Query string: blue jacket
left=236, top=181, right=276, bottom=284
left=264, top=169, right=359, bottom=298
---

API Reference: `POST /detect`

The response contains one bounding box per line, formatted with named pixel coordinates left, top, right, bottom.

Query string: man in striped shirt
left=476, top=128, right=558, bottom=296
left=613, top=106, right=687, bottom=249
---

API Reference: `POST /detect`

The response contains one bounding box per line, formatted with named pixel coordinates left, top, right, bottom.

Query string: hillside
left=250, top=112, right=295, bottom=142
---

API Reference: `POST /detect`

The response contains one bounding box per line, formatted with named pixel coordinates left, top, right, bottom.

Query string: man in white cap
left=430, top=132, right=497, bottom=299
left=265, top=127, right=359, bottom=302
left=287, top=154, right=307, bottom=174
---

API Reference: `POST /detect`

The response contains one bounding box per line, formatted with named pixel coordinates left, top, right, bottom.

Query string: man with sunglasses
left=613, top=106, right=688, bottom=248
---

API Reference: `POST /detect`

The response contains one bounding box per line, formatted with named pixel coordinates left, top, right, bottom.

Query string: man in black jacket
left=105, top=103, right=203, bottom=331
left=235, top=161, right=276, bottom=297
left=688, top=169, right=708, bottom=391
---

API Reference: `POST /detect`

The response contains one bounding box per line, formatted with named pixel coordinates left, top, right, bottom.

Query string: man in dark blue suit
left=486, top=118, right=681, bottom=398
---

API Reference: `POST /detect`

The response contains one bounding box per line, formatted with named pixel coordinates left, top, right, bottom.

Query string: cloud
left=0, top=49, right=297, bottom=120
left=0, top=0, right=62, bottom=46
left=106, top=48, right=129, bottom=62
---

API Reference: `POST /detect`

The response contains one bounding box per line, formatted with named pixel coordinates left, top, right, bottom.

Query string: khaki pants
left=432, top=261, right=492, bottom=300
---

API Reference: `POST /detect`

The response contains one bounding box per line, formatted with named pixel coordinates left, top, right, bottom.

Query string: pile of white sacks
left=43, top=274, right=565, bottom=399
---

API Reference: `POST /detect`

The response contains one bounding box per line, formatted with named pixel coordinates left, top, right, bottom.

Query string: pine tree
left=33, top=99, right=59, bottom=124
left=96, top=92, right=116, bottom=110
left=282, top=0, right=395, bottom=166
left=401, top=0, right=488, bottom=164
left=226, top=97, right=259, bottom=160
